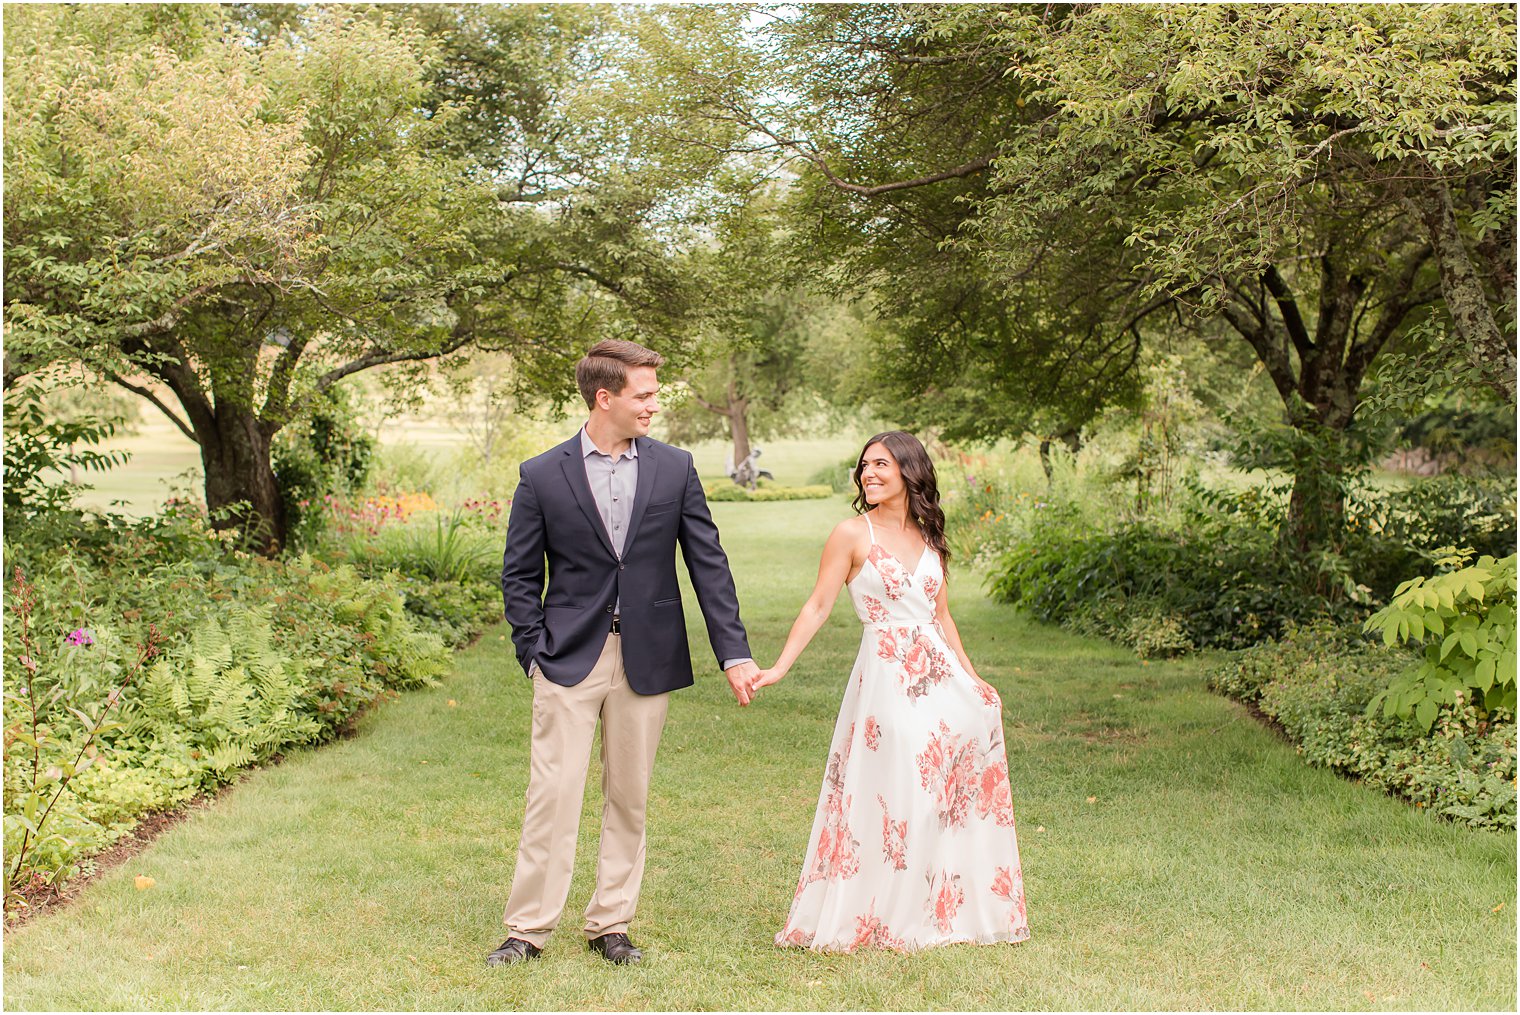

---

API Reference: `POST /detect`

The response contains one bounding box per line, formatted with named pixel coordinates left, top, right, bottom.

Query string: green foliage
left=273, top=385, right=375, bottom=551
left=703, top=483, right=834, bottom=503
left=2, top=511, right=453, bottom=904
left=805, top=456, right=858, bottom=495
left=1210, top=622, right=1516, bottom=831
left=1364, top=551, right=1518, bottom=731
left=2, top=386, right=129, bottom=516
left=323, top=508, right=502, bottom=648
left=986, top=502, right=1342, bottom=653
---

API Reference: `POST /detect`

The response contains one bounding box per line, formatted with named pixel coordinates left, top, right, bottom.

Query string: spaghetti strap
left=863, top=510, right=875, bottom=544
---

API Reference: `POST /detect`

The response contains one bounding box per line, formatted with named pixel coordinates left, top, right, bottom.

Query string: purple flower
left=65, top=628, right=95, bottom=647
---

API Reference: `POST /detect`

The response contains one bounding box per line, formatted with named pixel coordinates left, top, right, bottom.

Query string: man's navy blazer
left=499, top=433, right=751, bottom=696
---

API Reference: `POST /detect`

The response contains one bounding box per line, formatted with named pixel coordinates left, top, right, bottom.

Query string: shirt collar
left=580, top=426, right=638, bottom=461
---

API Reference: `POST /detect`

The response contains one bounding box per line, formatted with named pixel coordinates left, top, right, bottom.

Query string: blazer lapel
left=559, top=436, right=618, bottom=560
left=624, top=436, right=660, bottom=546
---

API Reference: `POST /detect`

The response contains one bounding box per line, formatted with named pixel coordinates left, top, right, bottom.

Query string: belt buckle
left=611, top=615, right=621, bottom=635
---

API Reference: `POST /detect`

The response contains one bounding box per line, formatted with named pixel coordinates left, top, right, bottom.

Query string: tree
left=4, top=5, right=498, bottom=549
left=3, top=4, right=738, bottom=550
left=693, top=3, right=1515, bottom=553
left=660, top=183, right=844, bottom=475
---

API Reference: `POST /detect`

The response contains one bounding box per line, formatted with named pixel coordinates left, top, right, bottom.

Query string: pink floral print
left=991, top=865, right=1028, bottom=928
left=877, top=626, right=954, bottom=700
left=925, top=870, right=965, bottom=934
left=866, top=543, right=910, bottom=600
left=916, top=721, right=981, bottom=829
left=976, top=680, right=1001, bottom=709
left=878, top=795, right=908, bottom=871
left=806, top=726, right=860, bottom=885
left=864, top=716, right=881, bottom=751
left=853, top=901, right=908, bottom=950
left=977, top=760, right=1016, bottom=827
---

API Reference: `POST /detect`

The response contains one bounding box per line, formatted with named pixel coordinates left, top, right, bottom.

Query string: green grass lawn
left=4, top=497, right=1515, bottom=1010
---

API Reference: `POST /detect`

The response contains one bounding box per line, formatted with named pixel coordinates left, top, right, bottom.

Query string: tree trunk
left=1037, top=428, right=1080, bottom=482
left=726, top=375, right=752, bottom=480
left=1282, top=422, right=1349, bottom=560
left=1409, top=182, right=1517, bottom=403
left=199, top=403, right=286, bottom=554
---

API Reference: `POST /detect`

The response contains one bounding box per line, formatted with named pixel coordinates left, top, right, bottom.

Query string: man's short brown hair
left=576, top=339, right=665, bottom=409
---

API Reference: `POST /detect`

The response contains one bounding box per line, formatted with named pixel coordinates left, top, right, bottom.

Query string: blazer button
left=606, top=605, right=614, bottom=613
left=618, top=563, right=625, bottom=570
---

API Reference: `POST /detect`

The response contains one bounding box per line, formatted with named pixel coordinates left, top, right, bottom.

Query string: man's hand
left=725, top=660, right=760, bottom=706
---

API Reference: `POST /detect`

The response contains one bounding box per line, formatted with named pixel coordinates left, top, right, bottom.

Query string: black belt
left=610, top=615, right=621, bottom=634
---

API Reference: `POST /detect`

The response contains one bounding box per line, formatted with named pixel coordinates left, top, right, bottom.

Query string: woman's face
left=859, top=442, right=905, bottom=505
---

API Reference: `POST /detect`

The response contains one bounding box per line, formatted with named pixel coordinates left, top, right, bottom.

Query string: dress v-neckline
left=854, top=511, right=930, bottom=585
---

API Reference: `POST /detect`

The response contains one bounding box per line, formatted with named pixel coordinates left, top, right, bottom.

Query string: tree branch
left=1221, top=301, right=1299, bottom=405
left=684, top=384, right=732, bottom=417
left=108, top=375, right=200, bottom=445
left=315, top=334, right=473, bottom=395
left=123, top=283, right=220, bottom=339
left=1261, top=265, right=1314, bottom=358
left=799, top=150, right=995, bottom=197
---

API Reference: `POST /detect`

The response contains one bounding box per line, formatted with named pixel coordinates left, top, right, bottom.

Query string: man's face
left=601, top=365, right=660, bottom=439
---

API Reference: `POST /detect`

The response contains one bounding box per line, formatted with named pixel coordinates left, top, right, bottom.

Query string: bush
left=806, top=456, right=859, bottom=494
left=986, top=504, right=1343, bottom=652
left=319, top=502, right=503, bottom=647
left=977, top=465, right=1517, bottom=658
left=1342, top=475, right=1517, bottom=598
left=942, top=473, right=1036, bottom=570
left=1209, top=622, right=1516, bottom=831
left=1362, top=550, right=1517, bottom=729
left=703, top=483, right=835, bottom=502
left=3, top=385, right=129, bottom=517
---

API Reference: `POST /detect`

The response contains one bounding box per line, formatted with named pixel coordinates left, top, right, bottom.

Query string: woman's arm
left=935, top=573, right=999, bottom=698
left=751, top=520, right=860, bottom=692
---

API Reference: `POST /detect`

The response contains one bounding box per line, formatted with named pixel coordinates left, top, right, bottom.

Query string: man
left=489, top=339, right=759, bottom=968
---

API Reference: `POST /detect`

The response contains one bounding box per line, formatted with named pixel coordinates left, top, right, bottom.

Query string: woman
left=752, top=431, right=1030, bottom=953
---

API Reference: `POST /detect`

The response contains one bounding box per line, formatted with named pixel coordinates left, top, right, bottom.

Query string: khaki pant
left=502, top=633, right=670, bottom=946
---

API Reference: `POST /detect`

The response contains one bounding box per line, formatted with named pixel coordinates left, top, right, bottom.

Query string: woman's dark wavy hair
left=851, top=430, right=950, bottom=570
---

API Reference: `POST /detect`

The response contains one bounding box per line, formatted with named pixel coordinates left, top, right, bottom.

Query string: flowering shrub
left=316, top=491, right=440, bottom=536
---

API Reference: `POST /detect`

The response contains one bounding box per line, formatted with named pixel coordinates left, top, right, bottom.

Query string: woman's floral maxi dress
left=776, top=513, right=1030, bottom=953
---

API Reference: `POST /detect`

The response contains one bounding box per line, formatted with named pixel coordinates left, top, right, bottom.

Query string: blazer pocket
left=651, top=597, right=681, bottom=607
left=645, top=499, right=678, bottom=515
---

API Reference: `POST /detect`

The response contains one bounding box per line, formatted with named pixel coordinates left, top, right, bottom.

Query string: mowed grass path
left=5, top=498, right=1515, bottom=1010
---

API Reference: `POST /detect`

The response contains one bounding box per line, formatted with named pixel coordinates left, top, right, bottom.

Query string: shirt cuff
left=722, top=657, right=753, bottom=671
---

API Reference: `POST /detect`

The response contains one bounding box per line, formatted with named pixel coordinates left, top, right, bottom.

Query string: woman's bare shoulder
left=830, top=514, right=869, bottom=539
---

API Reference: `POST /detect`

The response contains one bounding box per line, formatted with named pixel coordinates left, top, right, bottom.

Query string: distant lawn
left=74, top=398, right=863, bottom=516
left=3, top=497, right=1514, bottom=1010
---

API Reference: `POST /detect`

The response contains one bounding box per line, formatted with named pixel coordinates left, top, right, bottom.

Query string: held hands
left=725, top=660, right=760, bottom=706
left=725, top=661, right=787, bottom=707
left=751, top=666, right=785, bottom=695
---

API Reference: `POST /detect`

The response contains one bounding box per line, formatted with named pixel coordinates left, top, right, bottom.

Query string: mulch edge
left=4, top=779, right=241, bottom=930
